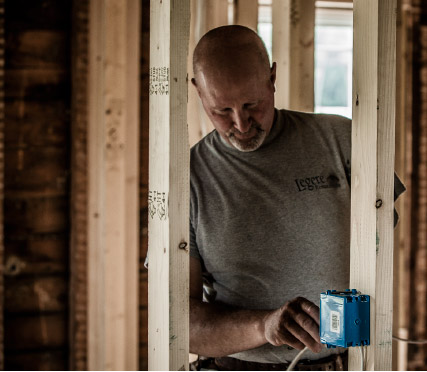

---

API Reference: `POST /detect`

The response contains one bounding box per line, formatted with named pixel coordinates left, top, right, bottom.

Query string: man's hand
left=264, top=297, right=322, bottom=353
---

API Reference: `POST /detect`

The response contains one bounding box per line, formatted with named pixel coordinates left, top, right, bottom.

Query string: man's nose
left=232, top=110, right=251, bottom=133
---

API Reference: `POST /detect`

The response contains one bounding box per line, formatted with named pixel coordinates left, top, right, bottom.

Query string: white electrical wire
left=286, top=346, right=309, bottom=371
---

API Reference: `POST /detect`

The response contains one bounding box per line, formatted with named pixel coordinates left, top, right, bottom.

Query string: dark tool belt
left=194, top=351, right=348, bottom=371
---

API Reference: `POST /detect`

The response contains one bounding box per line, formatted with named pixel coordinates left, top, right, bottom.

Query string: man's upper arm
left=190, top=256, right=203, bottom=301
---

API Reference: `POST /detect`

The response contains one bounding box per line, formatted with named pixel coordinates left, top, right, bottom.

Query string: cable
left=286, top=346, right=309, bottom=371
left=392, top=336, right=427, bottom=345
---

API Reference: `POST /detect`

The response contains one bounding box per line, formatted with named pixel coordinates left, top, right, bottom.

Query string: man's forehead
left=200, top=74, right=264, bottom=105
left=199, top=51, right=260, bottom=74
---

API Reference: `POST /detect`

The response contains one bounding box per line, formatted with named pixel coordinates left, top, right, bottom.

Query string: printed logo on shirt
left=294, top=174, right=341, bottom=192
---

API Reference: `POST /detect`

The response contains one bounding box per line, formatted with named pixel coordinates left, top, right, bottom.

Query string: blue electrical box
left=320, top=289, right=370, bottom=348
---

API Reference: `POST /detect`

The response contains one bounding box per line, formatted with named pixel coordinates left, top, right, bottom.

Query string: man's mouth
left=228, top=123, right=262, bottom=140
left=231, top=128, right=256, bottom=140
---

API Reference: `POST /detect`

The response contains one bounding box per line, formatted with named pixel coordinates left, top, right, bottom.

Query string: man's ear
left=191, top=77, right=202, bottom=98
left=270, top=62, right=277, bottom=92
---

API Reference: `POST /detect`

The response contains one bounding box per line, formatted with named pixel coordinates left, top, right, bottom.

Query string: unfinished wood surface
left=5, top=351, right=66, bottom=371
left=139, top=0, right=150, bottom=369
left=187, top=0, right=203, bottom=147
left=187, top=0, right=229, bottom=146
left=148, top=0, right=190, bottom=370
left=5, top=313, right=66, bottom=350
left=70, top=0, right=89, bottom=369
left=87, top=0, right=140, bottom=370
left=409, top=19, right=427, bottom=370
left=272, top=0, right=315, bottom=112
left=206, top=0, right=229, bottom=30
left=349, top=0, right=396, bottom=370
left=235, top=0, right=258, bottom=30
left=394, top=1, right=413, bottom=370
left=3, top=1, right=71, bottom=370
left=0, top=1, right=4, bottom=369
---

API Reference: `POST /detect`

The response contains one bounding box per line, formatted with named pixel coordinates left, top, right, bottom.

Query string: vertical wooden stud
left=272, top=0, right=315, bottom=112
left=349, top=0, right=396, bottom=370
left=394, top=1, right=413, bottom=370
left=70, top=0, right=89, bottom=369
left=87, top=0, right=140, bottom=370
left=272, top=0, right=291, bottom=110
left=235, top=0, right=258, bottom=30
left=410, top=20, right=427, bottom=371
left=187, top=0, right=229, bottom=147
left=0, top=0, right=4, bottom=369
left=206, top=0, right=229, bottom=29
left=148, top=0, right=190, bottom=370
left=187, top=0, right=204, bottom=147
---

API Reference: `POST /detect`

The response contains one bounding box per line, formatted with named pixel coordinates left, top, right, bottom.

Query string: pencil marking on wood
left=149, top=67, right=169, bottom=95
left=148, top=190, right=168, bottom=220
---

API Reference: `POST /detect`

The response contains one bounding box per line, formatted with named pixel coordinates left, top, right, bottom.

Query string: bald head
left=191, top=26, right=276, bottom=152
left=193, top=25, right=271, bottom=80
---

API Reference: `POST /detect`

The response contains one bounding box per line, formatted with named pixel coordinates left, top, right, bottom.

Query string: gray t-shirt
left=189, top=109, right=402, bottom=363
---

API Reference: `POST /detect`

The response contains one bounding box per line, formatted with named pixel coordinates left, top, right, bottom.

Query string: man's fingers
left=293, top=312, right=321, bottom=344
left=285, top=319, right=322, bottom=353
left=297, top=297, right=320, bottom=325
left=276, top=327, right=306, bottom=351
left=265, top=297, right=323, bottom=353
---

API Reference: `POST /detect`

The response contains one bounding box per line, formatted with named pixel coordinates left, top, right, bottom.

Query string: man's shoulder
left=190, top=130, right=221, bottom=173
left=281, top=109, right=351, bottom=141
left=281, top=109, right=350, bottom=127
left=191, top=130, right=217, bottom=154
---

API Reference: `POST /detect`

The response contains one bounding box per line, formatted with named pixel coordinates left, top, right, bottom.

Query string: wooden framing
left=409, top=11, right=427, bottom=368
left=148, top=0, right=190, bottom=370
left=349, top=0, right=396, bottom=369
left=235, top=0, right=258, bottom=30
left=87, top=0, right=140, bottom=369
left=393, top=1, right=413, bottom=369
left=0, top=1, right=4, bottom=369
left=272, top=0, right=315, bottom=112
left=70, top=0, right=89, bottom=369
left=206, top=0, right=229, bottom=29
left=187, top=0, right=229, bottom=147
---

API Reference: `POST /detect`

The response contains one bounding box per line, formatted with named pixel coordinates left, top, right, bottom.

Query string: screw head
left=355, top=318, right=361, bottom=326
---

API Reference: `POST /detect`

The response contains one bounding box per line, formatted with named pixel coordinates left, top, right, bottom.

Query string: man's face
left=193, top=63, right=276, bottom=152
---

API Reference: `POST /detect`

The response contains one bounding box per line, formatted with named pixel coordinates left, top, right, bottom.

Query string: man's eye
left=244, top=103, right=257, bottom=109
left=213, top=109, right=229, bottom=116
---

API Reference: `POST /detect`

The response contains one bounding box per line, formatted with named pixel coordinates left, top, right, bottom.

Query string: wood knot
left=376, top=199, right=383, bottom=208
left=179, top=242, right=188, bottom=251
left=5, top=256, right=25, bottom=276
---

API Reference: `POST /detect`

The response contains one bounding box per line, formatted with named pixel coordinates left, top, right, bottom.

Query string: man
left=189, top=25, right=402, bottom=370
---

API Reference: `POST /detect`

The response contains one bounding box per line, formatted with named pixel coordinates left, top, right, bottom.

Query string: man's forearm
left=190, top=297, right=270, bottom=357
